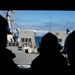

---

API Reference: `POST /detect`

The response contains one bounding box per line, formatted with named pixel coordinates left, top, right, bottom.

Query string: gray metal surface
left=13, top=53, right=39, bottom=65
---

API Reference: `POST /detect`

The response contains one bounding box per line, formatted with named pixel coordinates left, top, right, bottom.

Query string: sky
left=0, top=10, right=75, bottom=36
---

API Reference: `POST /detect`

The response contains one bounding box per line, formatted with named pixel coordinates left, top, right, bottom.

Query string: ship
left=3, top=10, right=71, bottom=68
left=7, top=29, right=39, bottom=68
left=6, top=30, right=70, bottom=68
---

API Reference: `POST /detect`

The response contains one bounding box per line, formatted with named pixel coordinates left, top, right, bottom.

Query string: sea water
left=35, top=36, right=42, bottom=46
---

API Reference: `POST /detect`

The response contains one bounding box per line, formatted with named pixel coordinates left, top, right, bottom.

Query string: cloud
left=65, top=21, right=75, bottom=24
left=15, top=18, right=42, bottom=25
left=23, top=19, right=41, bottom=24
left=12, top=22, right=64, bottom=32
left=35, top=30, right=48, bottom=36
left=12, top=20, right=75, bottom=36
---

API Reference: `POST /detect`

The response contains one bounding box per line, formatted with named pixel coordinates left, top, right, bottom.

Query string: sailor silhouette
left=29, top=32, right=68, bottom=75
left=62, top=30, right=75, bottom=74
left=0, top=15, right=21, bottom=75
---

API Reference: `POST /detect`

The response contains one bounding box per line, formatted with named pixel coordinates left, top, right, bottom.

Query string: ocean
left=35, top=36, right=42, bottom=46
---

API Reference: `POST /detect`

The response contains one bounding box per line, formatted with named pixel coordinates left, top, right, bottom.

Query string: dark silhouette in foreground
left=63, top=30, right=75, bottom=74
left=0, top=15, right=21, bottom=75
left=29, top=32, right=68, bottom=75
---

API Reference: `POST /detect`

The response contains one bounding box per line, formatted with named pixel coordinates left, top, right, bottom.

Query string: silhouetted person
left=62, top=30, right=75, bottom=74
left=29, top=32, right=68, bottom=75
left=0, top=15, right=21, bottom=75
left=66, top=28, right=70, bottom=34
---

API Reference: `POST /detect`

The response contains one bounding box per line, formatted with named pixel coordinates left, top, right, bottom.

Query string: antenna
left=35, top=16, right=53, bottom=35
left=48, top=16, right=52, bottom=33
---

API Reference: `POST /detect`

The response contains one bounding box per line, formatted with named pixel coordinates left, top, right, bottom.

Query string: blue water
left=35, top=36, right=42, bottom=46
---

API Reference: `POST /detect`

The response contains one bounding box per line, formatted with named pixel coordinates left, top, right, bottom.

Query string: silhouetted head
left=0, top=15, right=12, bottom=49
left=62, top=30, right=75, bottom=54
left=37, top=32, right=63, bottom=53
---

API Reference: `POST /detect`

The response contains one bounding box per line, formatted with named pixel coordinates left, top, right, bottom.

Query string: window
left=16, top=42, right=19, bottom=46
left=26, top=38, right=28, bottom=42
left=12, top=43, right=15, bottom=46
left=29, top=38, right=31, bottom=42
left=21, top=38, right=24, bottom=42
